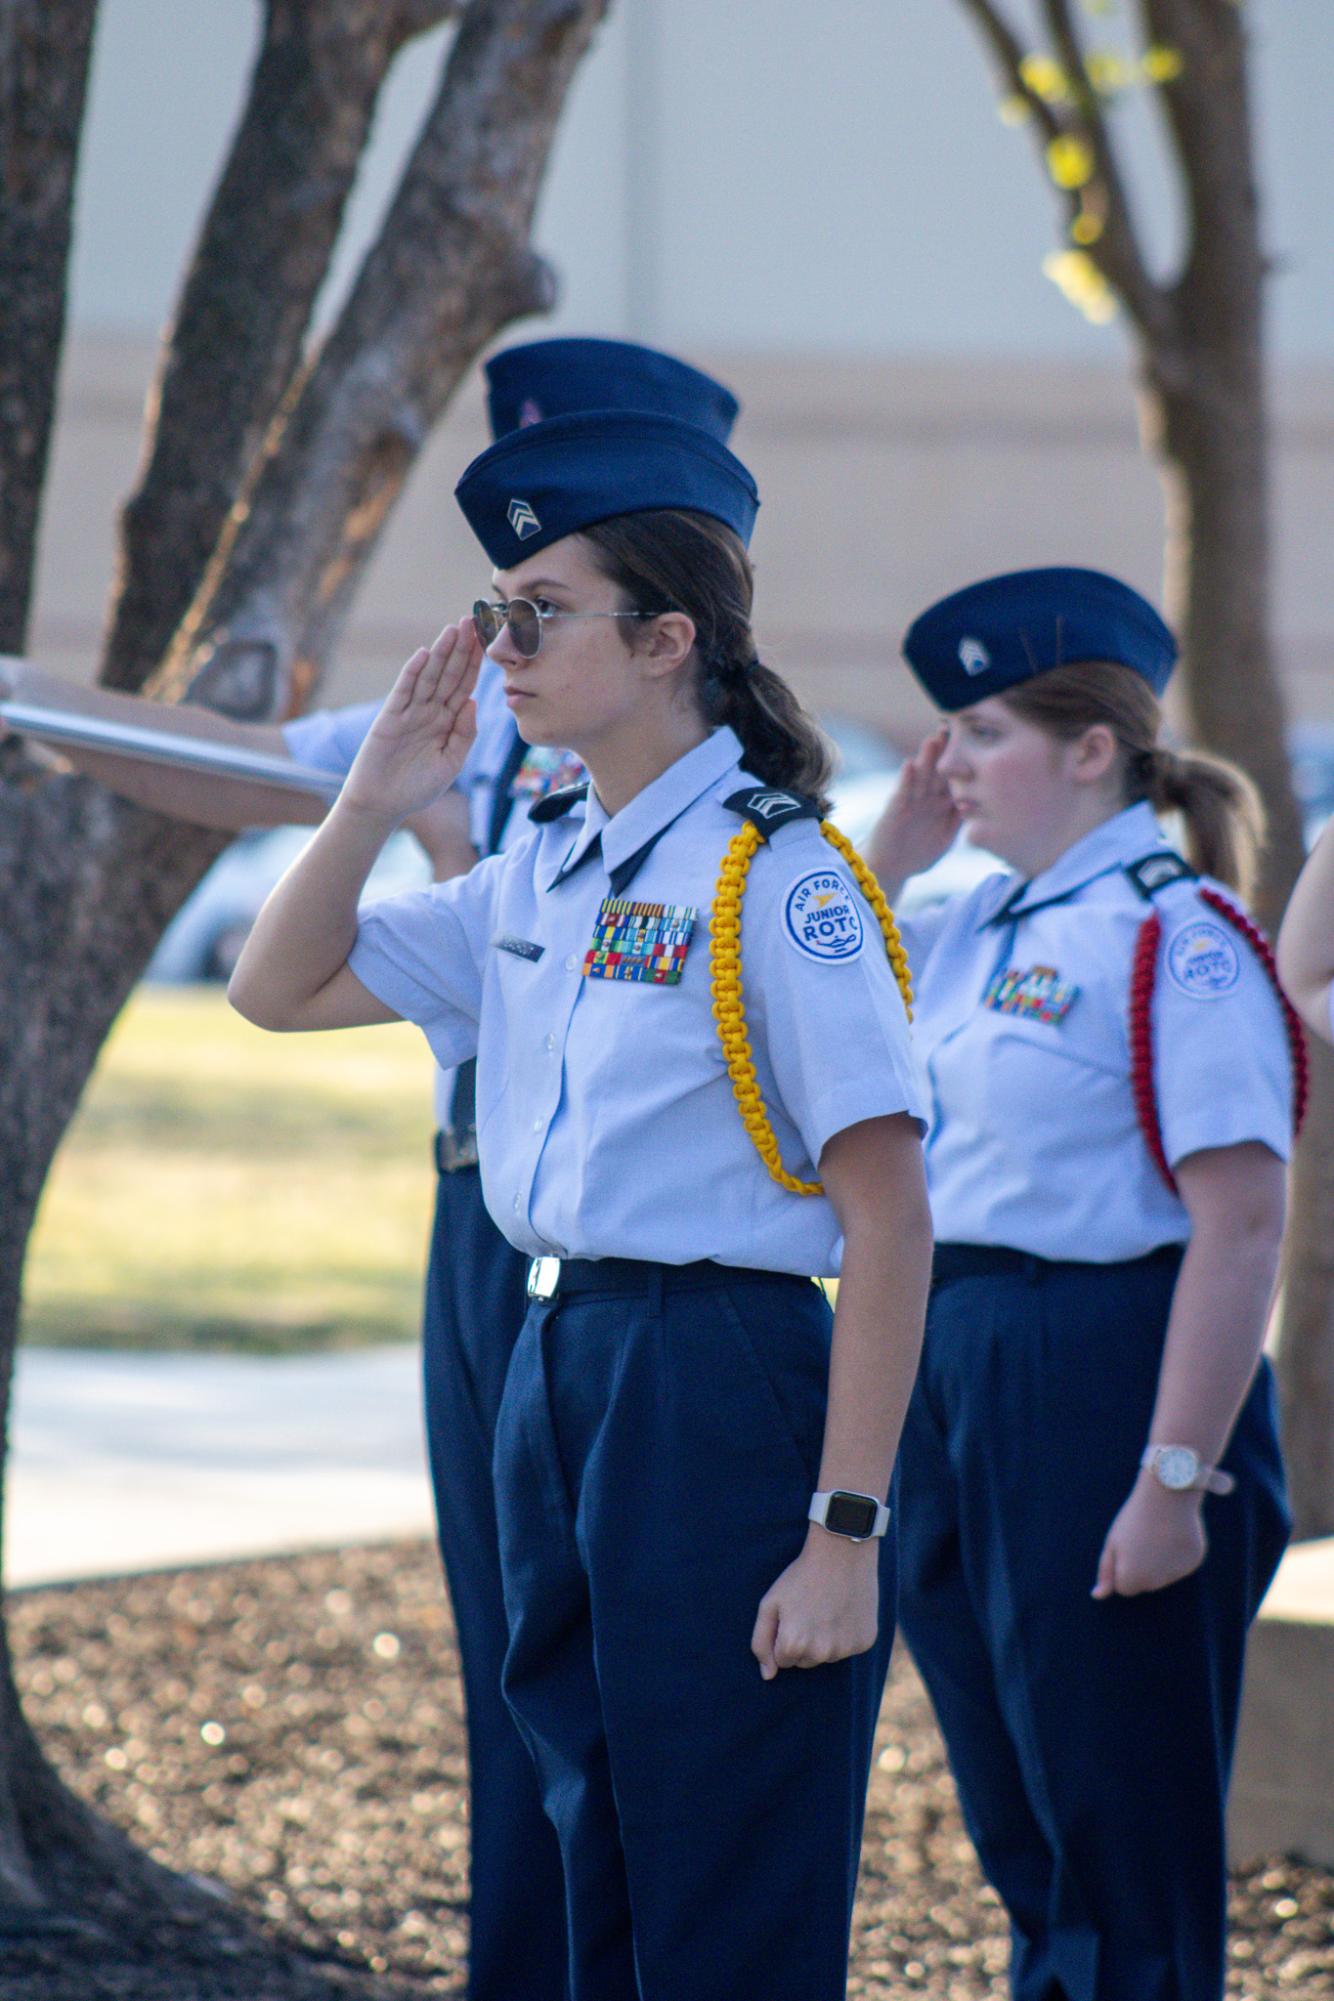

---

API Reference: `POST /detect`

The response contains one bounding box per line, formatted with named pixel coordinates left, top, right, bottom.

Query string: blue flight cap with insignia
left=485, top=337, right=739, bottom=443
left=902, top=567, right=1178, bottom=711
left=455, top=409, right=761, bottom=567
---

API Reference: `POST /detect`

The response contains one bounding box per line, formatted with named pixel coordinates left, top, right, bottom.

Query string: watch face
left=824, top=1491, right=878, bottom=1538
left=1155, top=1447, right=1199, bottom=1491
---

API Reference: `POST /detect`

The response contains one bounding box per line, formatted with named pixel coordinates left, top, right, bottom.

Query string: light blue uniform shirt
left=283, top=666, right=583, bottom=1125
left=906, top=801, right=1292, bottom=1263
left=348, top=726, right=925, bottom=1274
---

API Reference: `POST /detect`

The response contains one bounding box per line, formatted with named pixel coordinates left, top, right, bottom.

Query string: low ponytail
left=1136, top=744, right=1265, bottom=903
left=580, top=510, right=835, bottom=811
left=1002, top=662, right=1266, bottom=904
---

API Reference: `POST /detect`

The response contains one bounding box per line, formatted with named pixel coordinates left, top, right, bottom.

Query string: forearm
left=817, top=1120, right=933, bottom=1499
left=4, top=661, right=312, bottom=829
left=229, top=796, right=399, bottom=1028
left=1147, top=1207, right=1283, bottom=1463
left=1278, top=818, right=1334, bottom=1037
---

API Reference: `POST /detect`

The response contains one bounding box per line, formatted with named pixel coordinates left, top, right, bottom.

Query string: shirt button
left=544, top=1033, right=557, bottom=1053
left=565, top=953, right=579, bottom=972
left=512, top=1194, right=521, bottom=1213
left=532, top=1117, right=544, bottom=1133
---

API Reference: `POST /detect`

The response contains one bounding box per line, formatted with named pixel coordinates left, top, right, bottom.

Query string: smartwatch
left=1140, top=1444, right=1235, bottom=1496
left=808, top=1489, right=891, bottom=1541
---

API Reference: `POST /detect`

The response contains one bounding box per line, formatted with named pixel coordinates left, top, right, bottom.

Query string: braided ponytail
left=1002, top=662, right=1265, bottom=903
left=580, top=510, right=835, bottom=811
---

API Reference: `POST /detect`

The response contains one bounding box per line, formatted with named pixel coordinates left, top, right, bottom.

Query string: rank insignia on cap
left=582, top=897, right=697, bottom=985
left=959, top=636, right=991, bottom=676
left=983, top=963, right=1079, bottom=1025
left=517, top=398, right=543, bottom=427
left=508, top=497, right=541, bottom=539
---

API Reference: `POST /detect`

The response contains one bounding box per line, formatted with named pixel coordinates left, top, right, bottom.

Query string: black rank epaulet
left=528, top=781, right=589, bottom=824
left=723, top=786, right=821, bottom=839
left=1124, top=850, right=1196, bottom=901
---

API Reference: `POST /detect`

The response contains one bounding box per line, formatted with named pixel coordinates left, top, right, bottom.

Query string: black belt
left=932, top=1241, right=1184, bottom=1288
left=434, top=1129, right=479, bottom=1174
left=526, top=1255, right=816, bottom=1301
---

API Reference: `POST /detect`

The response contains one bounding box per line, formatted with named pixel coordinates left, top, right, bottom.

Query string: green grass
left=22, top=988, right=436, bottom=1352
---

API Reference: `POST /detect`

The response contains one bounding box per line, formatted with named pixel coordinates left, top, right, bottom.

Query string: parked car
left=145, top=826, right=431, bottom=983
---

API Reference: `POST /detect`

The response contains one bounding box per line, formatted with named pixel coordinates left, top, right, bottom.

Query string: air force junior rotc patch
left=583, top=897, right=697, bottom=985
left=784, top=871, right=865, bottom=963
left=1165, top=921, right=1241, bottom=999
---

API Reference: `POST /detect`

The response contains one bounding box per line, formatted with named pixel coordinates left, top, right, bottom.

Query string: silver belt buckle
left=526, top=1256, right=561, bottom=1300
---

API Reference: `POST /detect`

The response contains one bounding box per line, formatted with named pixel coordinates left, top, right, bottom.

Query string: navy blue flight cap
left=485, top=337, right=739, bottom=443
left=455, top=409, right=761, bottom=567
left=903, top=567, right=1178, bottom=710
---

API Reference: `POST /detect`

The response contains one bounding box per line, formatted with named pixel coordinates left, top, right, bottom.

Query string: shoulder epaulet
left=1124, top=850, right=1196, bottom=901
left=722, top=786, right=821, bottom=839
left=528, top=781, right=589, bottom=824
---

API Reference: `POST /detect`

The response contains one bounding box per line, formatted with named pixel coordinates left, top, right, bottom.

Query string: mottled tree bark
left=956, top=0, right=1332, bottom=1534
left=0, top=0, right=610, bottom=1918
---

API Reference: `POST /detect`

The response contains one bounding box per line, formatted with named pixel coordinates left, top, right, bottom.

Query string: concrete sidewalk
left=5, top=1346, right=436, bottom=1590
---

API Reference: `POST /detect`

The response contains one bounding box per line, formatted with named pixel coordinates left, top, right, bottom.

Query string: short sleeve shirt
left=911, top=802, right=1293, bottom=1262
left=348, top=727, right=926, bottom=1274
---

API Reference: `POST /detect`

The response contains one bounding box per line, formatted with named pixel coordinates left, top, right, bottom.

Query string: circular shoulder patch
left=1165, top=920, right=1241, bottom=999
left=784, top=869, right=865, bottom=964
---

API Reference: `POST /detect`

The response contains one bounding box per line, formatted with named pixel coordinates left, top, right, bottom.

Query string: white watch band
left=808, top=1489, right=892, bottom=1540
left=1140, top=1445, right=1236, bottom=1496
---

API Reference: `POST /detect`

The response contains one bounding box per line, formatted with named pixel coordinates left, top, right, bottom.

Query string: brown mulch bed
left=5, top=1542, right=1331, bottom=1999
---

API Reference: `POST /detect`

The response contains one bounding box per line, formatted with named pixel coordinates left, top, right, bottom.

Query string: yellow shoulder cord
left=710, top=820, right=914, bottom=1195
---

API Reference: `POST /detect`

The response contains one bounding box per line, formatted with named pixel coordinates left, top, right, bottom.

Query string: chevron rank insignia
left=983, top=963, right=1079, bottom=1026
left=1125, top=851, right=1196, bottom=900
left=507, top=497, right=541, bottom=539
left=723, top=787, right=821, bottom=838
left=582, top=897, right=697, bottom=985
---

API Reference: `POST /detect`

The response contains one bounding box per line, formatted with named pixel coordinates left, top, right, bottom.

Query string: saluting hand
left=865, top=726, right=961, bottom=896
left=751, top=1530, right=879, bottom=1680
left=1092, top=1474, right=1208, bottom=1599
left=342, top=621, right=481, bottom=825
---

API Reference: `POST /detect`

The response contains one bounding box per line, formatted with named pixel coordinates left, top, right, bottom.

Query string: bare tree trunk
left=0, top=0, right=611, bottom=1919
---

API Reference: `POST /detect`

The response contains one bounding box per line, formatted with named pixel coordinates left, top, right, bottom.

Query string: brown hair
left=579, top=510, right=835, bottom=811
left=1000, top=661, right=1264, bottom=902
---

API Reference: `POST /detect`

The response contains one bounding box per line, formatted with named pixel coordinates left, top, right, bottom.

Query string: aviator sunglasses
left=473, top=596, right=654, bottom=659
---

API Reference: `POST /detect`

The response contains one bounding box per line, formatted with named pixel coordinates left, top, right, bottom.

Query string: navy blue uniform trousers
left=492, top=1263, right=898, bottom=2001
left=422, top=1162, right=568, bottom=1999
left=898, top=1245, right=1291, bottom=2001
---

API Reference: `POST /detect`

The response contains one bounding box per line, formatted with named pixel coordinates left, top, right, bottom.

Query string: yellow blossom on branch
left=1042, top=248, right=1118, bottom=325
left=1071, top=211, right=1105, bottom=246
left=1085, top=50, right=1133, bottom=94
left=1046, top=134, right=1096, bottom=190
left=1142, top=45, right=1185, bottom=84
left=1019, top=53, right=1070, bottom=102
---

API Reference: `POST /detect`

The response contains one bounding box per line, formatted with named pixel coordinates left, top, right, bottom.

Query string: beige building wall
left=32, top=334, right=1334, bottom=753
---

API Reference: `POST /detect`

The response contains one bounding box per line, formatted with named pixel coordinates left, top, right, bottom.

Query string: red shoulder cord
left=1130, top=889, right=1310, bottom=1196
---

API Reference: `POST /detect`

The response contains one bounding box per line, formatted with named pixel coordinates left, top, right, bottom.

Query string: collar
left=549, top=727, right=743, bottom=893
left=984, top=801, right=1164, bottom=927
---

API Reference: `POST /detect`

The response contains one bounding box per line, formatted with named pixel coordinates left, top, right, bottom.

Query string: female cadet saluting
left=867, top=568, right=1300, bottom=2001
left=229, top=410, right=933, bottom=2001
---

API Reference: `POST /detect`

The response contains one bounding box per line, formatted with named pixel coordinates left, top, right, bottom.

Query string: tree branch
left=99, top=0, right=427, bottom=693
left=1138, top=0, right=1263, bottom=346
left=0, top=0, right=99, bottom=654
left=956, top=0, right=1171, bottom=347
left=158, top=0, right=611, bottom=717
